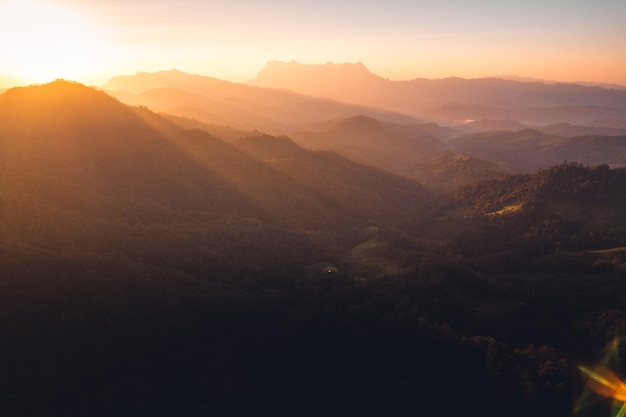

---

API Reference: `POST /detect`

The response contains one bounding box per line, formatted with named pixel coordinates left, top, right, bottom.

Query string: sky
left=0, top=0, right=625, bottom=87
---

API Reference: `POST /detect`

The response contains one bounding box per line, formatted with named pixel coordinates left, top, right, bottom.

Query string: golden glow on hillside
left=0, top=0, right=114, bottom=84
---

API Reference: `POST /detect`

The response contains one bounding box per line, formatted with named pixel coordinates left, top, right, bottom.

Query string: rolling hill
left=3, top=80, right=626, bottom=417
left=409, top=152, right=514, bottom=191
left=433, top=103, right=626, bottom=125
left=447, top=129, right=626, bottom=171
left=534, top=122, right=626, bottom=137
left=455, top=119, right=528, bottom=133
left=441, top=162, right=626, bottom=254
left=102, top=68, right=626, bottom=186
left=0, top=80, right=437, bottom=288
left=288, top=115, right=450, bottom=177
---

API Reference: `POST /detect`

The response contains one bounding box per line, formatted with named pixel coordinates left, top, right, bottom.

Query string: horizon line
left=2, top=61, right=626, bottom=91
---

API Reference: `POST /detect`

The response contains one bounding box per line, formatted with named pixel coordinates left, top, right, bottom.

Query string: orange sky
left=0, top=0, right=625, bottom=88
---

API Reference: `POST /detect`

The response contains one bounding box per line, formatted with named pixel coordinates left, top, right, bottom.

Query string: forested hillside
left=1, top=82, right=625, bottom=416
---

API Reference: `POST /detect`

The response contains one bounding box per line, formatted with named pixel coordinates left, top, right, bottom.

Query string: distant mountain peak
left=247, top=61, right=626, bottom=121
left=105, top=69, right=234, bottom=94
left=262, top=60, right=372, bottom=73
left=322, top=114, right=388, bottom=136
left=251, top=60, right=381, bottom=87
left=248, top=60, right=388, bottom=103
left=337, top=114, right=384, bottom=129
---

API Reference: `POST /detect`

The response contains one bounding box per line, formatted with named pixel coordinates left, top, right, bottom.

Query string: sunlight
left=0, top=0, right=113, bottom=84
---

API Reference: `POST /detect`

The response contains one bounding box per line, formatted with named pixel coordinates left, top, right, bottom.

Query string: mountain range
left=1, top=81, right=429, bottom=231
left=104, top=69, right=420, bottom=133
left=103, top=66, right=626, bottom=181
left=249, top=61, right=626, bottom=124
left=4, top=67, right=626, bottom=416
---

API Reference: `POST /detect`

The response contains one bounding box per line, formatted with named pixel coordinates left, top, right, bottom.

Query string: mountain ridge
left=4, top=78, right=626, bottom=417
left=248, top=61, right=626, bottom=123
left=103, top=69, right=421, bottom=131
left=289, top=115, right=449, bottom=178
left=0, top=80, right=430, bottom=229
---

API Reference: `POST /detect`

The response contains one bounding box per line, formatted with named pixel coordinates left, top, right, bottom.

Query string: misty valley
left=2, top=65, right=626, bottom=416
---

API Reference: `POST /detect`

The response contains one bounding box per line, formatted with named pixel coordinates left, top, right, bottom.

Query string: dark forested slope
left=0, top=82, right=624, bottom=417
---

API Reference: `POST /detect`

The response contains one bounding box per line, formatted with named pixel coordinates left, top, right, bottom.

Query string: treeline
left=436, top=163, right=626, bottom=259
left=0, top=240, right=575, bottom=416
left=452, top=162, right=626, bottom=214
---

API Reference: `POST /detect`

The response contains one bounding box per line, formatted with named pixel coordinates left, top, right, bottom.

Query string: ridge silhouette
left=0, top=80, right=431, bottom=230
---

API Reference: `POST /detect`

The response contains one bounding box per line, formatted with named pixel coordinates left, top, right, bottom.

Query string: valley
left=1, top=65, right=626, bottom=416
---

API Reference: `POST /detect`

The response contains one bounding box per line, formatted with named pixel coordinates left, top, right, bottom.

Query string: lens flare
left=577, top=339, right=626, bottom=417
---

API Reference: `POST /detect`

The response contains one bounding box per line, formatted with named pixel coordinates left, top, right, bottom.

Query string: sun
left=0, top=0, right=113, bottom=85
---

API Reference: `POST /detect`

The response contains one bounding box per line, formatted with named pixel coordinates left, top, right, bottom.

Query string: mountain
left=0, top=81, right=430, bottom=234
left=587, top=118, right=626, bottom=129
left=456, top=119, right=528, bottom=133
left=534, top=122, right=626, bottom=137
left=248, top=60, right=390, bottom=106
left=410, top=162, right=626, bottom=277
left=102, top=68, right=626, bottom=181
left=104, top=69, right=420, bottom=132
left=249, top=61, right=626, bottom=124
left=434, top=103, right=626, bottom=125
left=230, top=132, right=429, bottom=218
left=540, top=135, right=626, bottom=167
left=446, top=129, right=560, bottom=170
left=288, top=115, right=450, bottom=177
left=0, top=81, right=261, bottom=223
left=4, top=81, right=626, bottom=417
left=495, top=74, right=626, bottom=91
left=410, top=152, right=513, bottom=191
left=448, top=128, right=626, bottom=170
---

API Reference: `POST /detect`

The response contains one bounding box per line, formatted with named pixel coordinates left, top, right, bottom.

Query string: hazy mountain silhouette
left=447, top=129, right=566, bottom=170
left=434, top=103, right=626, bottom=125
left=410, top=152, right=513, bottom=191
left=0, top=81, right=431, bottom=234
left=534, top=122, right=626, bottom=137
left=455, top=119, right=626, bottom=137
left=104, top=69, right=420, bottom=132
left=448, top=128, right=626, bottom=170
left=495, top=74, right=626, bottom=91
left=249, top=61, right=626, bottom=124
left=248, top=60, right=390, bottom=107
left=456, top=119, right=528, bottom=133
left=283, top=115, right=515, bottom=190
left=230, top=132, right=430, bottom=218
left=100, top=67, right=626, bottom=182
left=539, top=135, right=626, bottom=167
left=5, top=81, right=626, bottom=417
left=587, top=118, right=626, bottom=129
left=289, top=115, right=450, bottom=177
